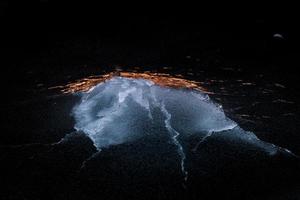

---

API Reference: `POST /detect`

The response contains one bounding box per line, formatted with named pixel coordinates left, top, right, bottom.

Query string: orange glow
left=49, top=71, right=211, bottom=94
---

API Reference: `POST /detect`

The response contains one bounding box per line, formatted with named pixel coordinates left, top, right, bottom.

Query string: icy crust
left=72, top=77, right=237, bottom=148
left=72, top=77, right=290, bottom=179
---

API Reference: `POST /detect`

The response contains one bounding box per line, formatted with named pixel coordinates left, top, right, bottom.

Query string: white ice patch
left=72, top=77, right=294, bottom=179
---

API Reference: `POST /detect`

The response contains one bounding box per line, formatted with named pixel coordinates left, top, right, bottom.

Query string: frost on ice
left=72, top=77, right=294, bottom=180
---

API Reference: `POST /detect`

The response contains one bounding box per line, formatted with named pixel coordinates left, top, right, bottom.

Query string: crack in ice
left=160, top=102, right=188, bottom=181
left=70, top=77, right=298, bottom=184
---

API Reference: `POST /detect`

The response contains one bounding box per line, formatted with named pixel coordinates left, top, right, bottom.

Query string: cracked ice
left=72, top=77, right=294, bottom=180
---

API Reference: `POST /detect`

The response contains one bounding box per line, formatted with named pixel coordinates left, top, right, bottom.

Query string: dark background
left=1, top=1, right=300, bottom=200
left=1, top=2, right=300, bottom=100
left=1, top=2, right=300, bottom=75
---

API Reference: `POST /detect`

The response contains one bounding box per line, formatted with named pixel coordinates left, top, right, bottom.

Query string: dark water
left=1, top=64, right=299, bottom=199
left=1, top=6, right=300, bottom=199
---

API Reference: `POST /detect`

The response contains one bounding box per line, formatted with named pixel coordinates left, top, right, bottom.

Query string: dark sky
left=1, top=1, right=299, bottom=77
